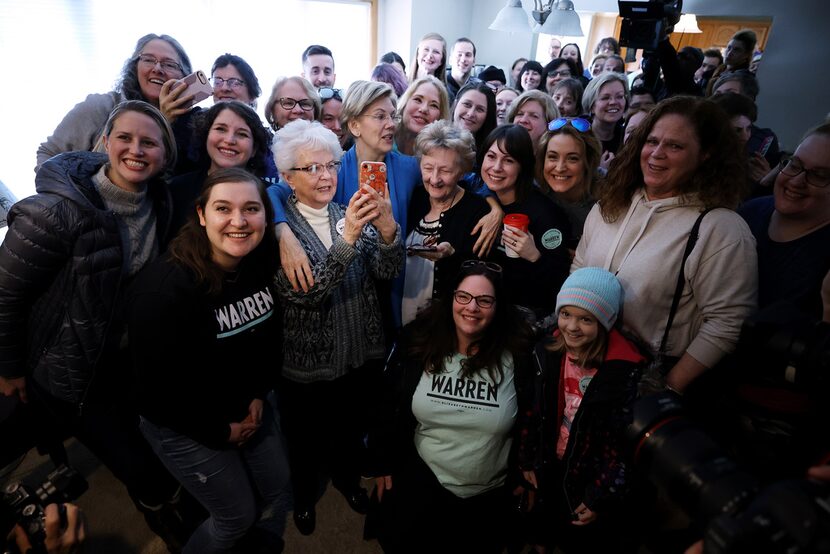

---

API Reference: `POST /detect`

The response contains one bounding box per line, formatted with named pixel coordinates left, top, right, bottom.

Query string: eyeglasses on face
left=212, top=77, right=245, bottom=89
left=360, top=112, right=402, bottom=125
left=779, top=156, right=830, bottom=188
left=279, top=97, right=315, bottom=111
left=290, top=161, right=342, bottom=176
left=453, top=290, right=496, bottom=309
left=549, top=70, right=571, bottom=78
left=318, top=87, right=343, bottom=101
left=137, top=54, right=183, bottom=74
left=548, top=117, right=591, bottom=133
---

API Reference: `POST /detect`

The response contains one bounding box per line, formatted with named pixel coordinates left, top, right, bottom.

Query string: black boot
left=137, top=486, right=207, bottom=553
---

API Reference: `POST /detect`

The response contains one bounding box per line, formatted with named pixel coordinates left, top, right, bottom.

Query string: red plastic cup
left=503, top=213, right=530, bottom=257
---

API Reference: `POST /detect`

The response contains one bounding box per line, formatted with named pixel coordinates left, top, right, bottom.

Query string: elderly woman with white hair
left=269, top=119, right=404, bottom=535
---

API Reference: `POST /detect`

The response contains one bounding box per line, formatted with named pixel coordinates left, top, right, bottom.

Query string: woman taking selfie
left=129, top=168, right=289, bottom=553
left=272, top=119, right=403, bottom=535
left=37, top=33, right=198, bottom=174
left=368, top=261, right=538, bottom=553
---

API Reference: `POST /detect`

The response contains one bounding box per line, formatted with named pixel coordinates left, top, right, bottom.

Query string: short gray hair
left=264, top=76, right=322, bottom=130
left=341, top=80, right=397, bottom=129
left=414, top=120, right=476, bottom=173
left=506, top=89, right=559, bottom=124
left=273, top=119, right=343, bottom=177
left=581, top=72, right=628, bottom=114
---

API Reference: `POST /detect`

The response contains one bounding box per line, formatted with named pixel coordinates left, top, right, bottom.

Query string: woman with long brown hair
left=573, top=96, right=758, bottom=394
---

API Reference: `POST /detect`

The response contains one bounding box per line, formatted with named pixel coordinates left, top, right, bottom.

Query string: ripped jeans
left=139, top=404, right=290, bottom=554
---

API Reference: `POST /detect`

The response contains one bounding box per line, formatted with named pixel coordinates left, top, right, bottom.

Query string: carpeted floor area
left=3, top=439, right=381, bottom=553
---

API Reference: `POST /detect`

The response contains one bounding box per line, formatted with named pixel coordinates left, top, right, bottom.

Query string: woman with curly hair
left=573, top=96, right=758, bottom=395
left=36, top=33, right=199, bottom=174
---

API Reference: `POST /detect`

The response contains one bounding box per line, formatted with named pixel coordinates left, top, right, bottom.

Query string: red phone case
left=359, top=161, right=387, bottom=195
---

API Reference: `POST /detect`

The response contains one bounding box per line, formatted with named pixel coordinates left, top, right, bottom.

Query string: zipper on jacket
left=561, top=402, right=586, bottom=515
left=77, top=211, right=125, bottom=416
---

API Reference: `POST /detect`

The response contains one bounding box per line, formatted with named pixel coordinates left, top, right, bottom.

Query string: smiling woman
left=574, top=96, right=757, bottom=396
left=271, top=118, right=403, bottom=535
left=127, top=168, right=290, bottom=553
left=168, top=101, right=272, bottom=234
left=0, top=100, right=194, bottom=550
left=36, top=33, right=199, bottom=175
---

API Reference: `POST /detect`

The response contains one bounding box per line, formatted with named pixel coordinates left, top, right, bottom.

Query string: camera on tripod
left=618, top=0, right=683, bottom=51
left=2, top=464, right=87, bottom=553
left=627, top=392, right=830, bottom=553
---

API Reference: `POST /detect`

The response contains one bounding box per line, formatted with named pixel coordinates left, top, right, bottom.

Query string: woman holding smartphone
left=271, top=81, right=504, bottom=329
left=401, top=121, right=491, bottom=325
left=271, top=119, right=403, bottom=535
left=36, top=33, right=200, bottom=175
left=129, top=168, right=290, bottom=553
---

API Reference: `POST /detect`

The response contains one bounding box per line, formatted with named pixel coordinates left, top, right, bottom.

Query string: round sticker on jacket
left=541, top=228, right=563, bottom=250
left=336, top=218, right=346, bottom=236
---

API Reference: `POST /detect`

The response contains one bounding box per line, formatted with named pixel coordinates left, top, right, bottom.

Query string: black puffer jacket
left=0, top=151, right=171, bottom=404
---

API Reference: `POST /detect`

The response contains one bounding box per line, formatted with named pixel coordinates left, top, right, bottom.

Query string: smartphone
left=407, top=245, right=438, bottom=255
left=359, top=161, right=387, bottom=195
left=756, top=135, right=774, bottom=157
left=179, top=70, right=212, bottom=107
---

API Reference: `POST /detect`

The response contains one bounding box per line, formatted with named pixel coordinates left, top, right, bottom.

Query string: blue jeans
left=140, top=403, right=290, bottom=553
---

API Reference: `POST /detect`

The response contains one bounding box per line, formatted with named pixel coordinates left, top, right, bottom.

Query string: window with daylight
left=0, top=0, right=374, bottom=200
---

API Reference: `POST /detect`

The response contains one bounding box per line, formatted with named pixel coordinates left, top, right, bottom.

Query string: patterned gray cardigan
left=275, top=197, right=404, bottom=383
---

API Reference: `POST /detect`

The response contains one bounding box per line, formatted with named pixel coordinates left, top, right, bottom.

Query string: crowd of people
left=0, top=24, right=828, bottom=554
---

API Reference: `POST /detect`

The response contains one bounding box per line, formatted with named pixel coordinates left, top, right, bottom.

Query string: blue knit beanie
left=555, top=268, right=622, bottom=331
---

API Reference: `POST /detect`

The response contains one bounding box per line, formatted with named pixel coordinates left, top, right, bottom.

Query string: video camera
left=1, top=464, right=87, bottom=553
left=628, top=392, right=830, bottom=553
left=618, top=0, right=683, bottom=51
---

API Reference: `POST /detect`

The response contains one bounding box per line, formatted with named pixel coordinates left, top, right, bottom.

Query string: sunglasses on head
left=548, top=117, right=591, bottom=132
left=318, top=87, right=343, bottom=101
left=461, top=260, right=503, bottom=273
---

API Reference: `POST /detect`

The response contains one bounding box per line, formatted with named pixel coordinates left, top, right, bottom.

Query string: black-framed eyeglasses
left=461, top=260, right=503, bottom=273
left=318, top=87, right=343, bottom=101
left=279, top=97, right=315, bottom=111
left=548, top=70, right=572, bottom=78
left=137, top=54, right=183, bottom=74
left=779, top=156, right=830, bottom=188
left=548, top=117, right=591, bottom=132
left=290, top=161, right=342, bottom=176
left=212, top=77, right=245, bottom=89
left=453, top=290, right=496, bottom=309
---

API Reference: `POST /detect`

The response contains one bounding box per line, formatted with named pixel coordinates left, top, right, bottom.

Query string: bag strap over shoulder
left=658, top=209, right=712, bottom=356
